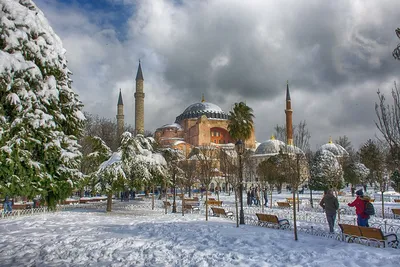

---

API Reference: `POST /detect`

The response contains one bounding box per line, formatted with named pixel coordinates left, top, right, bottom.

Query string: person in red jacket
left=348, top=189, right=369, bottom=227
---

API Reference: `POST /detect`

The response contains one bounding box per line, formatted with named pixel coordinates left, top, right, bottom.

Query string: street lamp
left=235, top=139, right=245, bottom=225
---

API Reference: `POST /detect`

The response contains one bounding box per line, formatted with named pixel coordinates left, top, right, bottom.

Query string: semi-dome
left=157, top=123, right=183, bottom=130
left=317, top=139, right=348, bottom=157
left=255, top=138, right=285, bottom=155
left=175, top=101, right=229, bottom=124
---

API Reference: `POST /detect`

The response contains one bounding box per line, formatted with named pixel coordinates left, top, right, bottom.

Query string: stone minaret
left=285, top=81, right=293, bottom=145
left=116, top=89, right=124, bottom=143
left=134, top=61, right=145, bottom=135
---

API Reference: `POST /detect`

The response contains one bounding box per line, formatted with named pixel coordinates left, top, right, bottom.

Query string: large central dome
left=175, top=101, right=229, bottom=124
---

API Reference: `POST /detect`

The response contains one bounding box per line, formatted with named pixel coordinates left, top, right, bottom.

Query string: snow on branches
left=0, top=0, right=84, bottom=205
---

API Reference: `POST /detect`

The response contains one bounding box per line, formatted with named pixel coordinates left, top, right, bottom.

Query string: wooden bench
left=277, top=202, right=291, bottom=208
left=211, top=207, right=233, bottom=218
left=339, top=224, right=399, bottom=248
left=205, top=200, right=223, bottom=206
left=61, top=200, right=79, bottom=205
left=286, top=198, right=301, bottom=204
left=12, top=204, right=31, bottom=210
left=394, top=199, right=400, bottom=203
left=338, top=191, right=346, bottom=196
left=392, top=208, right=400, bottom=219
left=256, top=213, right=290, bottom=229
left=184, top=198, right=198, bottom=202
left=183, top=204, right=200, bottom=213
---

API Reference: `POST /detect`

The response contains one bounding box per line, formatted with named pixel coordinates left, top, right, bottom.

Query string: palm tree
left=228, top=102, right=254, bottom=142
left=228, top=102, right=254, bottom=225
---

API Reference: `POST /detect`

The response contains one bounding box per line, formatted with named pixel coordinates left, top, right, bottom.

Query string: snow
left=0, top=199, right=399, bottom=266
left=318, top=143, right=349, bottom=157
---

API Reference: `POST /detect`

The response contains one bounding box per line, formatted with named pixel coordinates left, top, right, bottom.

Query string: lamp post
left=235, top=140, right=245, bottom=225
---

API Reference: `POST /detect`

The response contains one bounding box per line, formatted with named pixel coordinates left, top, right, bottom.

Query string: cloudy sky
left=34, top=0, right=400, bottom=150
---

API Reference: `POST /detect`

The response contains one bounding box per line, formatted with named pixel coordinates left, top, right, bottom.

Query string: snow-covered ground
left=1, top=196, right=400, bottom=267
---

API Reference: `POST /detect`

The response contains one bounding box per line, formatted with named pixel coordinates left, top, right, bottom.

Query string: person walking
left=247, top=190, right=251, bottom=206
left=263, top=188, right=268, bottom=207
left=255, top=188, right=260, bottom=206
left=319, top=189, right=339, bottom=233
left=348, top=189, right=369, bottom=227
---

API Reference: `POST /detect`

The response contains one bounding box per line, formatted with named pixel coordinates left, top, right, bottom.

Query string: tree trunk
left=292, top=189, right=298, bottom=241
left=151, top=185, right=155, bottom=210
left=381, top=191, right=385, bottom=218
left=235, top=187, right=239, bottom=227
left=182, top=186, right=185, bottom=217
left=106, top=193, right=112, bottom=212
left=270, top=190, right=273, bottom=208
left=310, top=188, right=313, bottom=208
left=205, top=188, right=209, bottom=221
left=297, top=190, right=300, bottom=212
left=261, top=189, right=264, bottom=213
left=165, top=181, right=168, bottom=215
left=189, top=186, right=192, bottom=198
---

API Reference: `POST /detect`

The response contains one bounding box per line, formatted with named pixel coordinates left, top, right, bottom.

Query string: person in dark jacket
left=348, top=189, right=369, bottom=227
left=320, top=189, right=339, bottom=233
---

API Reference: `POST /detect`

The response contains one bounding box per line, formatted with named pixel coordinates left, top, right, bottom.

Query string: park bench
left=255, top=213, right=290, bottom=229
left=392, top=208, right=400, bottom=219
left=338, top=191, right=346, bottom=196
left=339, top=224, right=398, bottom=248
left=286, top=198, right=301, bottom=204
left=394, top=199, right=400, bottom=203
left=79, top=198, right=106, bottom=204
left=211, top=207, right=233, bottom=218
left=12, top=204, right=31, bottom=210
left=184, top=198, right=199, bottom=202
left=183, top=203, right=200, bottom=213
left=61, top=199, right=79, bottom=205
left=205, top=200, right=223, bottom=206
left=277, top=202, right=291, bottom=208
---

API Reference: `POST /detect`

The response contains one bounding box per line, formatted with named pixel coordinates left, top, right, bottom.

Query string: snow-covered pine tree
left=96, top=132, right=168, bottom=212
left=81, top=136, right=112, bottom=194
left=310, top=150, right=344, bottom=193
left=0, top=0, right=85, bottom=208
left=391, top=169, right=400, bottom=193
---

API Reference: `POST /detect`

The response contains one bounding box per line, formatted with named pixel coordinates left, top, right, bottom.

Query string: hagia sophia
left=116, top=63, right=347, bottom=188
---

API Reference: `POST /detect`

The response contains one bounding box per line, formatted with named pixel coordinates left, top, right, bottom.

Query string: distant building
left=154, top=95, right=256, bottom=153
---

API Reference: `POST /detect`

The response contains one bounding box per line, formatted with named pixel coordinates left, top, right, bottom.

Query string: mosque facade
left=154, top=95, right=256, bottom=153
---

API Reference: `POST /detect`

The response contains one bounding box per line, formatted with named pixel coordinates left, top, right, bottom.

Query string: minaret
left=134, top=61, right=145, bottom=135
left=285, top=81, right=293, bottom=145
left=116, top=89, right=124, bottom=143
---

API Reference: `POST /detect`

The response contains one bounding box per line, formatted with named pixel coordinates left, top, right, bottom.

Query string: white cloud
left=34, top=0, right=400, bottom=150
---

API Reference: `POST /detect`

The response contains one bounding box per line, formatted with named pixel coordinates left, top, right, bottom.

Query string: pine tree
left=0, top=0, right=84, bottom=208
left=391, top=169, right=400, bottom=193
left=310, top=150, right=344, bottom=193
left=96, top=132, right=168, bottom=212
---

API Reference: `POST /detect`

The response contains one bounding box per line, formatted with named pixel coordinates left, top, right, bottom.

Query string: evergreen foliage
left=391, top=169, right=400, bottom=193
left=0, top=0, right=84, bottom=208
left=310, top=150, right=344, bottom=191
